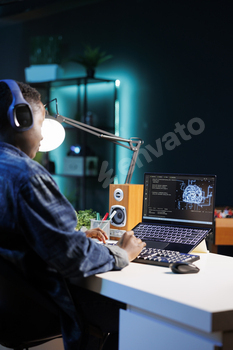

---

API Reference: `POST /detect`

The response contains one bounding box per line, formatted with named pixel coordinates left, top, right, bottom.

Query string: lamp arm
left=125, top=141, right=142, bottom=184
left=99, top=134, right=142, bottom=151
left=53, top=113, right=143, bottom=184
left=56, top=114, right=130, bottom=143
left=56, top=114, right=144, bottom=150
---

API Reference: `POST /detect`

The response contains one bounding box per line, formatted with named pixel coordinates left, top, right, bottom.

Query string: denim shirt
left=0, top=142, right=128, bottom=350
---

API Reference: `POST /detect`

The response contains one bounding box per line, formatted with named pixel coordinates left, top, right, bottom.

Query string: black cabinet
left=31, top=76, right=118, bottom=213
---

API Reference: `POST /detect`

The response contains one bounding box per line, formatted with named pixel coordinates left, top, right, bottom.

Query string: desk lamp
left=40, top=99, right=144, bottom=231
left=40, top=98, right=143, bottom=184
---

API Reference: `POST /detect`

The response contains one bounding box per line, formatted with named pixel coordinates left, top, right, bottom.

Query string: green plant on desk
left=75, top=209, right=97, bottom=230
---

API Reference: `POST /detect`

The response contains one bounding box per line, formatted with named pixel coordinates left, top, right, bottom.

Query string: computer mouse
left=170, top=262, right=200, bottom=274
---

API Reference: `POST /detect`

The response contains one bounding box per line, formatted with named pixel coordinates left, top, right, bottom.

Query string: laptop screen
left=143, top=173, right=216, bottom=227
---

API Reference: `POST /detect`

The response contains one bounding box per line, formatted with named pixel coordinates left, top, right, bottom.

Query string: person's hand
left=85, top=228, right=109, bottom=244
left=116, top=231, right=146, bottom=261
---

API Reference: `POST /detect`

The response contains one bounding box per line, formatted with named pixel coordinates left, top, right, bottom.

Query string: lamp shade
left=39, top=118, right=65, bottom=152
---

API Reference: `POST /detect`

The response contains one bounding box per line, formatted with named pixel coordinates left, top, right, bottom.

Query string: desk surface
left=79, top=252, right=233, bottom=335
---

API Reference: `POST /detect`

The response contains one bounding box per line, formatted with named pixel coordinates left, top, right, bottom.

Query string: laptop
left=132, top=172, right=216, bottom=254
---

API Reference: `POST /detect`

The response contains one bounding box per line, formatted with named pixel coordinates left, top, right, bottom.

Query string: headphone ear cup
left=0, top=79, right=34, bottom=132
left=14, top=105, right=33, bottom=129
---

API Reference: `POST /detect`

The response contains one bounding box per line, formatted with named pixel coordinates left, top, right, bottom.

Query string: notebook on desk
left=132, top=172, right=216, bottom=254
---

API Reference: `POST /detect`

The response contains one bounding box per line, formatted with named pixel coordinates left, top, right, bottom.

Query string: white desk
left=79, top=252, right=233, bottom=350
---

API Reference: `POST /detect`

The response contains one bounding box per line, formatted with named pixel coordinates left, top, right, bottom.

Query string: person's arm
left=17, top=172, right=144, bottom=279
left=85, top=228, right=109, bottom=243
left=105, top=231, right=146, bottom=268
left=116, top=230, right=146, bottom=261
left=84, top=228, right=146, bottom=263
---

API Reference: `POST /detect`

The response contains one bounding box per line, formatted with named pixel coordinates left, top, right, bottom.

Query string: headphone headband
left=0, top=79, right=33, bottom=132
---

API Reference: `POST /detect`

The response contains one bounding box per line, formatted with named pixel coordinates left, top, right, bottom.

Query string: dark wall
left=0, top=0, right=232, bottom=206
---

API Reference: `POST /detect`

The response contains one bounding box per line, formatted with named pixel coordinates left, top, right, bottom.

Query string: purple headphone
left=0, top=79, right=33, bottom=132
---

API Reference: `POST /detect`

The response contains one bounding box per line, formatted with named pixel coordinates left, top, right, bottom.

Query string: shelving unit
left=31, top=76, right=118, bottom=213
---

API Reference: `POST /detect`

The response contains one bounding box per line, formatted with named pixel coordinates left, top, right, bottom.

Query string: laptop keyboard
left=134, top=224, right=209, bottom=245
left=133, top=247, right=200, bottom=267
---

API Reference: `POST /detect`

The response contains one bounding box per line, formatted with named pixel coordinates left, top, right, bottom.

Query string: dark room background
left=0, top=0, right=232, bottom=209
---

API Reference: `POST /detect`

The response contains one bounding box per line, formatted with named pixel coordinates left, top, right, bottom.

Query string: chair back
left=0, top=256, right=62, bottom=349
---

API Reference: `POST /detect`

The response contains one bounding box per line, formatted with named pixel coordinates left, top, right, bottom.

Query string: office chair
left=0, top=256, right=108, bottom=350
left=0, top=256, right=62, bottom=350
left=65, top=280, right=110, bottom=350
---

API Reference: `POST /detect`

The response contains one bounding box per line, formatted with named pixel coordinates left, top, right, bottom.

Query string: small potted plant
left=71, top=45, right=112, bottom=78
left=75, top=209, right=97, bottom=231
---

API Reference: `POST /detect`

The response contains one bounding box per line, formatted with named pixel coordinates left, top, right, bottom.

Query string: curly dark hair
left=0, top=81, right=41, bottom=129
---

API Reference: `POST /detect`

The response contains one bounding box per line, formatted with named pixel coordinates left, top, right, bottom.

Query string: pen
left=97, top=212, right=109, bottom=230
left=109, top=210, right=117, bottom=221
left=102, top=212, right=109, bottom=221
left=100, top=210, right=117, bottom=232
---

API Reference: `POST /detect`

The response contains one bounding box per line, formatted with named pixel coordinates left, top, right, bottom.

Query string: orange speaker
left=109, top=184, right=144, bottom=231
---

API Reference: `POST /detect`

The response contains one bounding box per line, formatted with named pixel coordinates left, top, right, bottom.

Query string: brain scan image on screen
left=183, top=184, right=203, bottom=204
left=176, top=180, right=213, bottom=211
